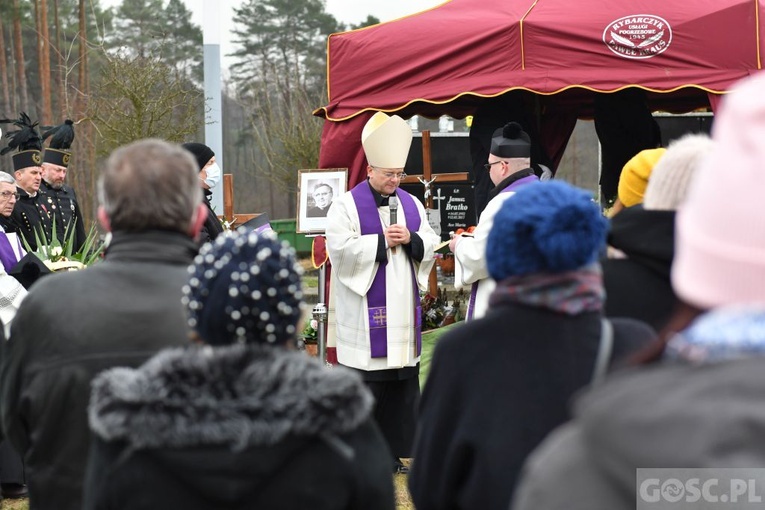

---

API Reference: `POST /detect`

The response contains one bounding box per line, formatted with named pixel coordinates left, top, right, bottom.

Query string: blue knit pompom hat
left=487, top=181, right=607, bottom=280
left=183, top=229, right=304, bottom=346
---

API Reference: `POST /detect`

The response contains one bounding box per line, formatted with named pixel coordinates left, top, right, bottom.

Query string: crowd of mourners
left=0, top=70, right=761, bottom=510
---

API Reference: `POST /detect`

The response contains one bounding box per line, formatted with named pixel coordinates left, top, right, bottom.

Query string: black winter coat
left=602, top=205, right=677, bottom=330
left=408, top=303, right=654, bottom=510
left=83, top=344, right=395, bottom=510
left=199, top=190, right=224, bottom=246
left=0, top=231, right=198, bottom=510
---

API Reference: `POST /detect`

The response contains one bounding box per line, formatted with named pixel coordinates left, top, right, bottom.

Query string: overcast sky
left=101, top=0, right=447, bottom=68
left=324, top=0, right=446, bottom=25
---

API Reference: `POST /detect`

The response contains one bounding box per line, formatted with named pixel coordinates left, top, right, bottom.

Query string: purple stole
left=254, top=223, right=272, bottom=235
left=351, top=181, right=422, bottom=358
left=467, top=174, right=539, bottom=320
left=0, top=231, right=21, bottom=273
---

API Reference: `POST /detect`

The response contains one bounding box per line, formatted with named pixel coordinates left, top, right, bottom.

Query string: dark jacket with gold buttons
left=10, top=187, right=53, bottom=251
left=40, top=180, right=86, bottom=251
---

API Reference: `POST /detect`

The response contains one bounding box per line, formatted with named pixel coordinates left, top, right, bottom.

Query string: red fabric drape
left=318, top=113, right=373, bottom=188
left=539, top=110, right=579, bottom=171
left=707, top=92, right=724, bottom=114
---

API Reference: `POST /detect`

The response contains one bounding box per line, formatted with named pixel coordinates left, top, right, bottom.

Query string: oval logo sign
left=603, top=14, right=672, bottom=60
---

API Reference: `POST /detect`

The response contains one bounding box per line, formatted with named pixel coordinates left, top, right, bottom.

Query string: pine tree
left=160, top=0, right=202, bottom=82
left=108, top=0, right=165, bottom=58
left=230, top=0, right=342, bottom=95
left=229, top=0, right=342, bottom=208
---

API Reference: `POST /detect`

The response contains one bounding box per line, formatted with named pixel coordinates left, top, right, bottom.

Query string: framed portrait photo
left=297, top=168, right=348, bottom=234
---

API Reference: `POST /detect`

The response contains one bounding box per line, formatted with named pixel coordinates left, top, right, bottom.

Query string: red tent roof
left=316, top=0, right=763, bottom=121
left=315, top=0, right=764, bottom=187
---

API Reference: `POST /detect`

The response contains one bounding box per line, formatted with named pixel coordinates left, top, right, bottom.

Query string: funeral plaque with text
left=432, top=184, right=476, bottom=241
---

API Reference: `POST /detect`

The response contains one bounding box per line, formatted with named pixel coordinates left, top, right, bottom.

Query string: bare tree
left=76, top=0, right=88, bottom=115
left=12, top=0, right=28, bottom=111
left=37, top=0, right=53, bottom=123
left=86, top=47, right=204, bottom=157
left=0, top=20, right=11, bottom=115
left=53, top=0, right=65, bottom=116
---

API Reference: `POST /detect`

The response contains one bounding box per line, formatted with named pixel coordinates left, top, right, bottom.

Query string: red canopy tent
left=315, top=0, right=764, bottom=187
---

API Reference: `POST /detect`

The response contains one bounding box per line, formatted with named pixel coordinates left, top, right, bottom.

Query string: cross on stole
left=372, top=308, right=387, bottom=326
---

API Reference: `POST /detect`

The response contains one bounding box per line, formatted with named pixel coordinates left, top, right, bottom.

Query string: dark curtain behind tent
left=593, top=89, right=662, bottom=206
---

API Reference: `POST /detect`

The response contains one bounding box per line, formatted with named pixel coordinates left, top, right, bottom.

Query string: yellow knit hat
left=617, top=148, right=666, bottom=207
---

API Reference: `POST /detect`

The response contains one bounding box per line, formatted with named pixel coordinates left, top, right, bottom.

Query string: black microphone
left=389, top=196, right=399, bottom=225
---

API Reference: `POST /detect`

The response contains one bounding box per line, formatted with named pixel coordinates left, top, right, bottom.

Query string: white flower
left=310, top=319, right=318, bottom=330
left=51, top=246, right=63, bottom=257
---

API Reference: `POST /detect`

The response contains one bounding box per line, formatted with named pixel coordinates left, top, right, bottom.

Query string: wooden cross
left=221, top=173, right=260, bottom=227
left=400, top=130, right=471, bottom=295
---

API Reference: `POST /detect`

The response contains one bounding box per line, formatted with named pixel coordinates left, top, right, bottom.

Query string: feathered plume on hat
left=42, top=119, right=75, bottom=168
left=0, top=112, right=43, bottom=171
left=490, top=121, right=531, bottom=158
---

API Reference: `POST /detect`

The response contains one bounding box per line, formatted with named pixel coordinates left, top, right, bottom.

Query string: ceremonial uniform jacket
left=326, top=181, right=439, bottom=372
left=10, top=187, right=53, bottom=251
left=40, top=180, right=87, bottom=251
left=453, top=169, right=538, bottom=320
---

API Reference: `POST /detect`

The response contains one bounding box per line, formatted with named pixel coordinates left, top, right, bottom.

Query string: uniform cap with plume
left=0, top=112, right=43, bottom=171
left=42, top=119, right=75, bottom=168
left=0, top=112, right=42, bottom=155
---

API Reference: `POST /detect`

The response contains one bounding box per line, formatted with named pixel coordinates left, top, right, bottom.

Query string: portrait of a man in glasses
left=306, top=181, right=335, bottom=218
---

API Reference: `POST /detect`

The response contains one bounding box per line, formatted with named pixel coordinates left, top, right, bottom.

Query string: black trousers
left=0, top=441, right=24, bottom=485
left=364, top=374, right=420, bottom=459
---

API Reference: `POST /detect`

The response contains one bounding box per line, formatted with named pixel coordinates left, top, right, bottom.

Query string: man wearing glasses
left=0, top=174, right=29, bottom=501
left=326, top=112, right=439, bottom=474
left=449, top=121, right=539, bottom=320
left=0, top=172, right=24, bottom=272
left=307, top=182, right=334, bottom=217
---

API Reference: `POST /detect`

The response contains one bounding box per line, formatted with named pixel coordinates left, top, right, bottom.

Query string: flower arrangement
left=220, top=216, right=235, bottom=231
left=23, top=220, right=104, bottom=272
left=421, top=288, right=465, bottom=331
left=301, top=318, right=319, bottom=344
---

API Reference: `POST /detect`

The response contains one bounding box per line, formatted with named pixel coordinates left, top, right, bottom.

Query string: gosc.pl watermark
left=638, top=469, right=765, bottom=509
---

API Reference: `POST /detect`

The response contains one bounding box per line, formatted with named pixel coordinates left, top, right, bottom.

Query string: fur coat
left=83, top=344, right=395, bottom=510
